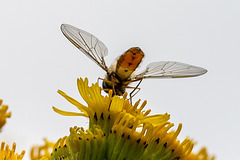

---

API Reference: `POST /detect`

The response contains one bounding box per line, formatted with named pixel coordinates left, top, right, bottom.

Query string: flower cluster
left=0, top=78, right=215, bottom=160
left=0, top=100, right=25, bottom=160
left=185, top=148, right=215, bottom=160
left=30, top=139, right=55, bottom=160
left=0, top=99, right=11, bottom=130
left=49, top=78, right=214, bottom=160
left=0, top=142, right=25, bottom=160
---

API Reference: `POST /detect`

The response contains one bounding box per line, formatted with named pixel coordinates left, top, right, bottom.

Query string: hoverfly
left=60, top=24, right=207, bottom=99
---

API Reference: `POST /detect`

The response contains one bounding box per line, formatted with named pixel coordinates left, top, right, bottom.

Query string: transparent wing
left=61, top=24, right=108, bottom=71
left=134, top=61, right=207, bottom=79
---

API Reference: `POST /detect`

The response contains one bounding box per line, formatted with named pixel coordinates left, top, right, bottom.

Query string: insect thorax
left=102, top=73, right=126, bottom=96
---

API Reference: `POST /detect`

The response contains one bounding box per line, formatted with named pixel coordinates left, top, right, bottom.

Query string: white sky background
left=0, top=0, right=239, bottom=159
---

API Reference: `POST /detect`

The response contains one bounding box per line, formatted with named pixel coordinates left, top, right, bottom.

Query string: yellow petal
left=58, top=90, right=89, bottom=114
left=141, top=113, right=170, bottom=125
left=52, top=106, right=88, bottom=117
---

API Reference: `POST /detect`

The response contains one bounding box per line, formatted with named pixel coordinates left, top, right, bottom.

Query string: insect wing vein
left=134, top=61, right=207, bottom=79
left=61, top=24, right=108, bottom=71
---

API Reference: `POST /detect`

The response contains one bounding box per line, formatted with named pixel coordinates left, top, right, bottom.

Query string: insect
left=60, top=24, right=207, bottom=99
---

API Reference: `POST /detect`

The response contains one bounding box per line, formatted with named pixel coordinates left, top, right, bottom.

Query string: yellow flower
left=0, top=100, right=11, bottom=130
left=53, top=78, right=170, bottom=133
left=49, top=125, right=192, bottom=160
left=0, top=142, right=25, bottom=160
left=185, top=147, right=215, bottom=160
left=51, top=77, right=214, bottom=159
left=30, top=138, right=55, bottom=160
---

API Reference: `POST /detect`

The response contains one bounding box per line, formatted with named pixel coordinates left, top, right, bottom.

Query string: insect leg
left=98, top=77, right=112, bottom=84
left=110, top=75, right=117, bottom=95
left=97, top=77, right=102, bottom=84
left=126, top=79, right=143, bottom=105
